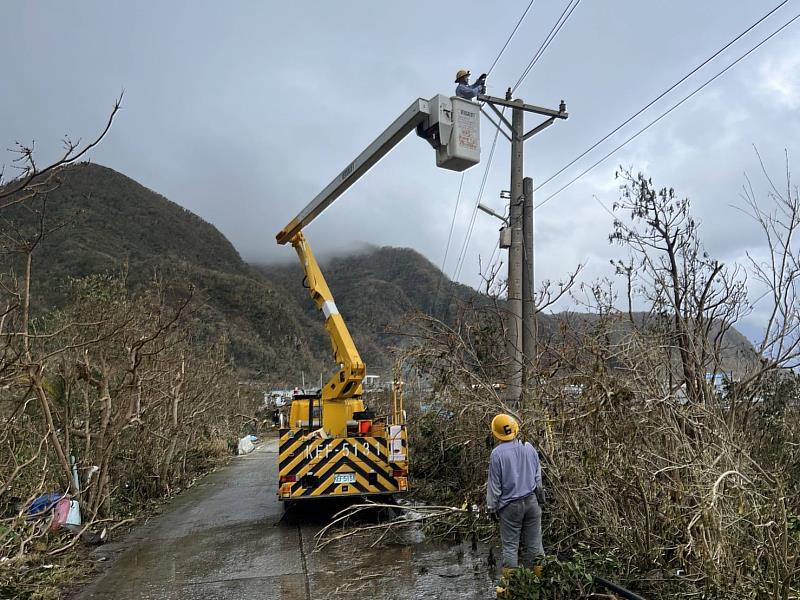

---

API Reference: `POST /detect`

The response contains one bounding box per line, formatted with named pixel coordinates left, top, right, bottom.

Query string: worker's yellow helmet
left=455, top=69, right=470, bottom=83
left=491, top=413, right=519, bottom=441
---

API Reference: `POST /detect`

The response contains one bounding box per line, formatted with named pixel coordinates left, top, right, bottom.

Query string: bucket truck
left=276, top=94, right=480, bottom=503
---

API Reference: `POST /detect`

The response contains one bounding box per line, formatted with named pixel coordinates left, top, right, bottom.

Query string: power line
left=488, top=0, right=538, bottom=76
left=484, top=3, right=791, bottom=289
left=488, top=2, right=791, bottom=286
left=466, top=0, right=580, bottom=288
left=450, top=0, right=580, bottom=289
left=439, top=172, right=464, bottom=276
left=513, top=0, right=582, bottom=92
left=430, top=172, right=465, bottom=316
left=477, top=2, right=581, bottom=282
left=512, top=0, right=581, bottom=91
left=436, top=123, right=501, bottom=313
left=453, top=121, right=503, bottom=282
left=535, top=0, right=789, bottom=192
left=536, top=10, right=800, bottom=210
left=432, top=0, right=538, bottom=313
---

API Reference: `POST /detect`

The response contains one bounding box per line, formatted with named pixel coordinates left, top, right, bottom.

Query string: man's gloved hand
left=479, top=85, right=487, bottom=95
left=476, top=73, right=488, bottom=83
left=489, top=510, right=499, bottom=522
left=535, top=487, right=546, bottom=506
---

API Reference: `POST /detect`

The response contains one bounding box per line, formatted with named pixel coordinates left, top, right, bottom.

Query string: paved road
left=73, top=439, right=494, bottom=599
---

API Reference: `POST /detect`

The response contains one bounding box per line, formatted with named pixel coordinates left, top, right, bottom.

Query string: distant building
left=364, top=374, right=380, bottom=388
left=266, top=390, right=290, bottom=407
left=705, top=372, right=732, bottom=395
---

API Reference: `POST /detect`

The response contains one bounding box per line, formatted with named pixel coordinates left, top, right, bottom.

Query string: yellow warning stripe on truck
left=278, top=429, right=408, bottom=499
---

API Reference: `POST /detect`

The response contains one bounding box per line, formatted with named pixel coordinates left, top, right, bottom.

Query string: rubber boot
left=495, top=567, right=516, bottom=598
left=519, top=563, right=544, bottom=577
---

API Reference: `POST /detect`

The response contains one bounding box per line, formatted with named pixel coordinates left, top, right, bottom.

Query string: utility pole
left=507, top=101, right=525, bottom=404
left=522, top=176, right=536, bottom=384
left=478, top=92, right=567, bottom=406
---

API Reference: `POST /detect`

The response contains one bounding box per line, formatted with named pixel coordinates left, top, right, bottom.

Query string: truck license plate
left=334, top=473, right=355, bottom=484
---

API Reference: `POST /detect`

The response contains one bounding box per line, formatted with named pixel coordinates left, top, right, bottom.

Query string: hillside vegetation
left=256, top=245, right=481, bottom=375
left=1, top=162, right=757, bottom=380
left=3, top=158, right=795, bottom=600
left=2, top=163, right=324, bottom=382
left=2, top=162, right=484, bottom=381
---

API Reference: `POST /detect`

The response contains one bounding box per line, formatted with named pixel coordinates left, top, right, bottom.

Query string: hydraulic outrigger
left=276, top=94, right=480, bottom=503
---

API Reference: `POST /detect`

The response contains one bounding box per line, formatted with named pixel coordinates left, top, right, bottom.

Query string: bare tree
left=610, top=169, right=748, bottom=403
left=0, top=98, right=257, bottom=593
left=388, top=165, right=800, bottom=598
left=740, top=150, right=800, bottom=374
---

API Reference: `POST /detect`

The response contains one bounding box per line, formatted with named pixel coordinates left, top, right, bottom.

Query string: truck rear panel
left=278, top=427, right=408, bottom=500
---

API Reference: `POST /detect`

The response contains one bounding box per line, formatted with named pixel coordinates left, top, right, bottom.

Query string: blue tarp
left=27, top=493, right=64, bottom=516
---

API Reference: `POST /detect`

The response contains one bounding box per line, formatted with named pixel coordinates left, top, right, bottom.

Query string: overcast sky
left=3, top=1, right=800, bottom=339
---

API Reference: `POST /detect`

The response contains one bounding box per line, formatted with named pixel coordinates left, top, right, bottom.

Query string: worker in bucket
left=455, top=69, right=487, bottom=100
left=486, top=413, right=545, bottom=590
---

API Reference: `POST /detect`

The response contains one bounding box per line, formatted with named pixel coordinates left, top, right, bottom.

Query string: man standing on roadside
left=486, top=413, right=545, bottom=579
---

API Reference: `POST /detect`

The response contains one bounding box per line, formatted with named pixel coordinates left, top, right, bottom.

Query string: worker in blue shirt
left=486, top=413, right=545, bottom=584
left=455, top=69, right=487, bottom=100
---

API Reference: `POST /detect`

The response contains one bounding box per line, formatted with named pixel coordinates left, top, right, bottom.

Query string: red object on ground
left=50, top=498, right=71, bottom=530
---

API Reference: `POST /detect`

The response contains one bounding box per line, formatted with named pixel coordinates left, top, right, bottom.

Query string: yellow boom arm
left=291, top=231, right=365, bottom=401
left=277, top=95, right=482, bottom=409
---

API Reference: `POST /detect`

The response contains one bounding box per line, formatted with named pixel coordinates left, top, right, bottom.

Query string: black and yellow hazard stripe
left=278, top=428, right=408, bottom=500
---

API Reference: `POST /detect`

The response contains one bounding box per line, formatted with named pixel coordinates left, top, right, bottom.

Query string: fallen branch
left=313, top=501, right=481, bottom=551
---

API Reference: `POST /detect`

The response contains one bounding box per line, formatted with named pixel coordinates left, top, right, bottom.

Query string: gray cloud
left=3, top=1, right=800, bottom=343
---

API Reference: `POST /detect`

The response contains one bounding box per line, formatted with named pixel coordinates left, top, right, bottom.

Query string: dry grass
left=391, top=308, right=800, bottom=599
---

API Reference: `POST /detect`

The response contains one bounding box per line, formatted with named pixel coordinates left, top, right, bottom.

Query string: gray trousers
left=498, top=494, right=544, bottom=568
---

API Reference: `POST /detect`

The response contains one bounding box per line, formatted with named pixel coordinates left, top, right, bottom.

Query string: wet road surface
left=72, top=439, right=495, bottom=599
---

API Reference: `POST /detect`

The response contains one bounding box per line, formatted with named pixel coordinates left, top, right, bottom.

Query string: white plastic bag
left=66, top=500, right=82, bottom=526
left=237, top=435, right=255, bottom=455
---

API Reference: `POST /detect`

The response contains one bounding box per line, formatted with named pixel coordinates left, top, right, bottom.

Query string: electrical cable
left=476, top=1, right=582, bottom=282
left=515, top=0, right=581, bottom=91
left=458, top=1, right=580, bottom=289
left=448, top=0, right=579, bottom=289
left=484, top=2, right=790, bottom=290
left=536, top=9, right=800, bottom=210
left=487, top=0, right=538, bottom=76
left=535, top=0, right=789, bottom=193
left=513, top=0, right=582, bottom=92
left=453, top=121, right=503, bottom=282
left=429, top=172, right=465, bottom=316
left=432, top=0, right=539, bottom=312
left=438, top=172, right=465, bottom=277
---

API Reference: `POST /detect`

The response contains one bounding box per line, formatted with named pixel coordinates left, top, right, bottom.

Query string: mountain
left=546, top=311, right=760, bottom=376
left=255, top=246, right=481, bottom=375
left=0, top=162, right=475, bottom=380
left=1, top=163, right=323, bottom=381
left=0, top=162, right=759, bottom=383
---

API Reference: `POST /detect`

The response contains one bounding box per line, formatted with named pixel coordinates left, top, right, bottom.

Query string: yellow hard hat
left=455, top=69, right=470, bottom=83
left=491, top=413, right=519, bottom=441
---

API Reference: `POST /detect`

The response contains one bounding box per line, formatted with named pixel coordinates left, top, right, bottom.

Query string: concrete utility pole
left=478, top=92, right=568, bottom=406
left=522, top=176, right=536, bottom=381
left=507, top=102, right=525, bottom=403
